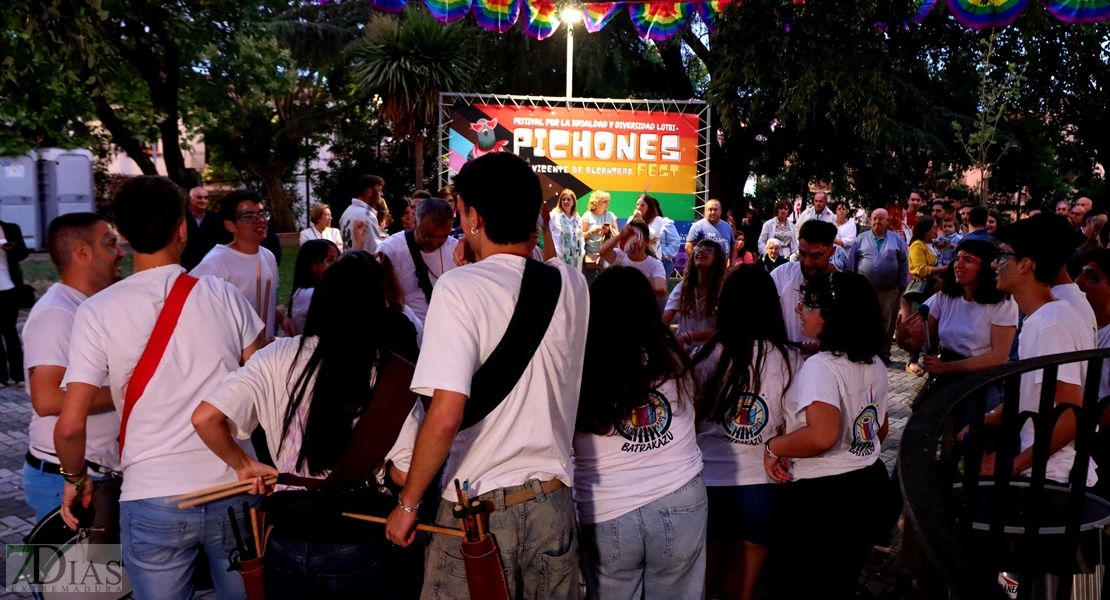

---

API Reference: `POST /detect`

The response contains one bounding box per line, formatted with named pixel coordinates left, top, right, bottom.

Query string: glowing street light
left=561, top=7, right=583, bottom=104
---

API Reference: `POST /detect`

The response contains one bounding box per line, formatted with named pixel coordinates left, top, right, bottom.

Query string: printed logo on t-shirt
left=721, top=394, right=769, bottom=445
left=617, top=389, right=673, bottom=453
left=850, top=405, right=880, bottom=457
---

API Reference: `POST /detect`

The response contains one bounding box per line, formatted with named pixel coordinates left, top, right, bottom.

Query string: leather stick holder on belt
left=461, top=534, right=510, bottom=600
left=238, top=556, right=266, bottom=600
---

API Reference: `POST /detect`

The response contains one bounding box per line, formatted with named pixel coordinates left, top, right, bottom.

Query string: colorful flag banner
left=629, top=2, right=692, bottom=41
left=945, top=0, right=1029, bottom=29
left=695, top=0, right=733, bottom=33
left=473, top=0, right=521, bottom=32
left=914, top=0, right=939, bottom=21
left=372, top=0, right=409, bottom=13
left=1044, top=0, right=1110, bottom=24
left=426, top=0, right=472, bottom=22
left=583, top=2, right=624, bottom=32
left=523, top=0, right=562, bottom=38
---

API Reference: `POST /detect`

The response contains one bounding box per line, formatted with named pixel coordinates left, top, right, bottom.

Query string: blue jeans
left=120, top=492, right=261, bottom=600
left=579, top=474, right=708, bottom=600
left=23, top=461, right=113, bottom=523
left=265, top=540, right=398, bottom=600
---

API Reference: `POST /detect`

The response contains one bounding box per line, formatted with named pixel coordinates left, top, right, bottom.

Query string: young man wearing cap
left=54, top=176, right=265, bottom=600
left=980, top=214, right=1097, bottom=486
left=385, top=153, right=588, bottom=599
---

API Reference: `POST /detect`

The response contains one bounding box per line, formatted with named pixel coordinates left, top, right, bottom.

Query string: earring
left=470, top=227, right=478, bottom=235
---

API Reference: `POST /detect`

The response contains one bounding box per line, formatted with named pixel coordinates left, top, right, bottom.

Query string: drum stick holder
left=237, top=556, right=267, bottom=600
left=460, top=533, right=510, bottom=600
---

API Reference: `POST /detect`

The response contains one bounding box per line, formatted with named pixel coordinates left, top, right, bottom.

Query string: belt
left=25, top=452, right=62, bottom=475
left=502, top=479, right=566, bottom=508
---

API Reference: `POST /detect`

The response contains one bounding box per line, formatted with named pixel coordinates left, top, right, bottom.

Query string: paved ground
left=0, top=340, right=925, bottom=599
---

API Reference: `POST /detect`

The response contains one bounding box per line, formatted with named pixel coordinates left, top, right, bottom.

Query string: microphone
left=918, top=305, right=932, bottom=355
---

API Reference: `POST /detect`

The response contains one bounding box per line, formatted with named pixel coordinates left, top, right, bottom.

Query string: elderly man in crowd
left=847, top=208, right=909, bottom=363
left=376, top=197, right=459, bottom=324
left=795, top=191, right=837, bottom=229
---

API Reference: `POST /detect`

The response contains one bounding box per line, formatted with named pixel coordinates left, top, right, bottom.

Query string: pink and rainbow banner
left=523, top=0, right=562, bottom=38
left=629, top=2, right=692, bottom=41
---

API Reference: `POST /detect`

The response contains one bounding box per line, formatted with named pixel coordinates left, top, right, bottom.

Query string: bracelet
left=63, top=473, right=88, bottom=492
left=398, top=497, right=422, bottom=513
left=765, top=440, right=779, bottom=459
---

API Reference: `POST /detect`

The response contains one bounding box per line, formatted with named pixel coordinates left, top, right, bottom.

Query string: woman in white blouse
left=550, top=189, right=585, bottom=269
left=299, top=203, right=344, bottom=249
left=758, top=200, right=798, bottom=257
left=832, top=200, right=857, bottom=248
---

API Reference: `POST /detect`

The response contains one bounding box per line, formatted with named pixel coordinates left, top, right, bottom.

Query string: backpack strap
left=405, top=230, right=434, bottom=303
left=119, top=274, right=199, bottom=459
left=460, top=259, right=563, bottom=431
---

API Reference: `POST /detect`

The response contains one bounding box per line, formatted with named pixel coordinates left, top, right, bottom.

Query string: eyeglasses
left=796, top=248, right=830, bottom=261
left=236, top=210, right=272, bottom=224
left=796, top=301, right=820, bottom=315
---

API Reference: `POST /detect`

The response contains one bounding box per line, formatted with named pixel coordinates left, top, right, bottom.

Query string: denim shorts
left=706, top=484, right=779, bottom=546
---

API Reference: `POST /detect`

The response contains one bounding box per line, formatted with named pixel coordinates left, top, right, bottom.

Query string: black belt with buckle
left=25, top=452, right=62, bottom=475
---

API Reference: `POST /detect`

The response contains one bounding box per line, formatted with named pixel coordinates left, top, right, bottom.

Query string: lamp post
left=561, top=7, right=583, bottom=107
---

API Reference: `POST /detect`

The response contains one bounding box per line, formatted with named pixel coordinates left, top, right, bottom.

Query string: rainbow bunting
left=523, top=0, right=561, bottom=39
left=1045, top=0, right=1110, bottom=24
left=914, top=0, right=939, bottom=21
left=583, top=2, right=623, bottom=32
left=629, top=2, right=692, bottom=41
left=945, top=0, right=1028, bottom=29
left=695, top=0, right=733, bottom=33
left=425, top=0, right=472, bottom=22
left=473, top=0, right=521, bottom=32
left=372, top=0, right=408, bottom=13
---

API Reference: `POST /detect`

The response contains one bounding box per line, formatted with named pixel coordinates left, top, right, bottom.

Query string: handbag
left=903, top=279, right=933, bottom=303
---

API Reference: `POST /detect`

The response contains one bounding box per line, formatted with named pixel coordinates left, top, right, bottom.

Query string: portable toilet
left=0, top=152, right=43, bottom=249
left=38, top=148, right=96, bottom=243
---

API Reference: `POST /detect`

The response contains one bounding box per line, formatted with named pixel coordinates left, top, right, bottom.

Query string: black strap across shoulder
left=405, top=229, right=434, bottom=302
left=460, top=258, right=563, bottom=431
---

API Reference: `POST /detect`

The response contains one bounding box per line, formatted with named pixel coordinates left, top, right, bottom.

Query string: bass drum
left=21, top=507, right=132, bottom=600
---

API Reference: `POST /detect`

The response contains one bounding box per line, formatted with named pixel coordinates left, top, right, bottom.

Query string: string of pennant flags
left=358, top=0, right=1110, bottom=41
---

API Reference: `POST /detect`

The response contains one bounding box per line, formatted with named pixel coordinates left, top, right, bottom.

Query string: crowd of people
left=11, top=151, right=1110, bottom=600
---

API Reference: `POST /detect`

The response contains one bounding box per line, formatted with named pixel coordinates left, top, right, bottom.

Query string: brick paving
left=0, top=339, right=925, bottom=599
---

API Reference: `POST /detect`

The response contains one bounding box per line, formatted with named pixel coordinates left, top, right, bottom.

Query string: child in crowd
left=934, top=216, right=962, bottom=266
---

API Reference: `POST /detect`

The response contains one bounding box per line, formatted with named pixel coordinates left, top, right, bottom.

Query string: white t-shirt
left=298, top=226, right=343, bottom=248
left=836, top=221, right=857, bottom=248
left=377, top=233, right=458, bottom=323
left=1098, top=324, right=1110, bottom=402
left=1052, top=283, right=1097, bottom=344
left=697, top=342, right=801, bottom=487
left=411, top=255, right=589, bottom=500
left=646, top=216, right=664, bottom=257
left=784, top=352, right=889, bottom=480
left=664, top=281, right=715, bottom=339
left=572, top=374, right=702, bottom=524
left=771, top=262, right=814, bottom=346
left=0, top=246, right=13, bottom=290
left=64, top=265, right=262, bottom=501
left=338, top=199, right=381, bottom=254
left=290, top=288, right=313, bottom=335
left=204, top=336, right=424, bottom=479
left=610, top=249, right=666, bottom=285
left=191, top=245, right=279, bottom=340
left=923, top=292, right=1019, bottom=358
left=1017, top=300, right=1096, bottom=486
left=23, top=283, right=120, bottom=473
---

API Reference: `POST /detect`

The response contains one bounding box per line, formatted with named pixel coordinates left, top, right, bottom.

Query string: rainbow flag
left=1045, top=0, right=1110, bottom=24
left=372, top=0, right=408, bottom=13
left=523, top=0, right=562, bottom=39
left=629, top=2, right=692, bottom=41
left=695, top=0, right=732, bottom=33
left=425, top=0, right=472, bottom=22
left=945, top=0, right=1028, bottom=29
left=473, top=0, right=521, bottom=32
left=583, top=2, right=623, bottom=32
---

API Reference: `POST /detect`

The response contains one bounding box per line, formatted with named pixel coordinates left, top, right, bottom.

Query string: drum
left=19, top=507, right=132, bottom=600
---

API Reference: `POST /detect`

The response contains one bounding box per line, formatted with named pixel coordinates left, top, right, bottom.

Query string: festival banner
left=446, top=102, right=702, bottom=223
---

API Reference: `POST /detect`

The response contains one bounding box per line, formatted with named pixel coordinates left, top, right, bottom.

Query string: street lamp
left=561, top=7, right=583, bottom=105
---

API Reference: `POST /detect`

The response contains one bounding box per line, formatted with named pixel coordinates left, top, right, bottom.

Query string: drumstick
left=341, top=513, right=467, bottom=538
left=172, top=476, right=279, bottom=508
left=165, top=476, right=278, bottom=504
left=250, top=508, right=261, bottom=558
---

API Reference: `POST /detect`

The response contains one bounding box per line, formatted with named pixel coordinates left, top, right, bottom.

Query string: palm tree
left=350, top=7, right=475, bottom=190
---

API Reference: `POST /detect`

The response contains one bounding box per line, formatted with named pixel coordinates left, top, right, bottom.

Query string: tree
left=350, top=6, right=475, bottom=190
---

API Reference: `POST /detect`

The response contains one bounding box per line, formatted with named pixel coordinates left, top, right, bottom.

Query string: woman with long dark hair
left=695, top=265, right=801, bottom=600
left=574, top=266, right=706, bottom=600
left=763, top=271, right=890, bottom=600
left=663, top=239, right=726, bottom=351
left=192, top=251, right=420, bottom=599
left=631, top=193, right=664, bottom=258
left=288, top=239, right=337, bottom=334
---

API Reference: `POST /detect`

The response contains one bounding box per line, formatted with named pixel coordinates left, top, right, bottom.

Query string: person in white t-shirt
left=695, top=265, right=801, bottom=600
left=194, top=253, right=421, bottom=597
left=384, top=153, right=588, bottom=600
left=22, top=213, right=124, bottom=521
left=631, top=194, right=664, bottom=258
left=1052, top=264, right=1098, bottom=341
left=338, top=174, right=385, bottom=254
left=771, top=220, right=838, bottom=349
left=663, top=239, right=726, bottom=352
left=192, top=190, right=296, bottom=343
left=54, top=176, right=264, bottom=600
left=376, top=197, right=459, bottom=323
left=288, top=239, right=338, bottom=334
left=763, top=271, right=890, bottom=600
left=298, top=203, right=344, bottom=249
left=600, top=220, right=667, bottom=299
left=1076, top=249, right=1110, bottom=403
left=573, top=267, right=705, bottom=599
left=978, top=215, right=1097, bottom=486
